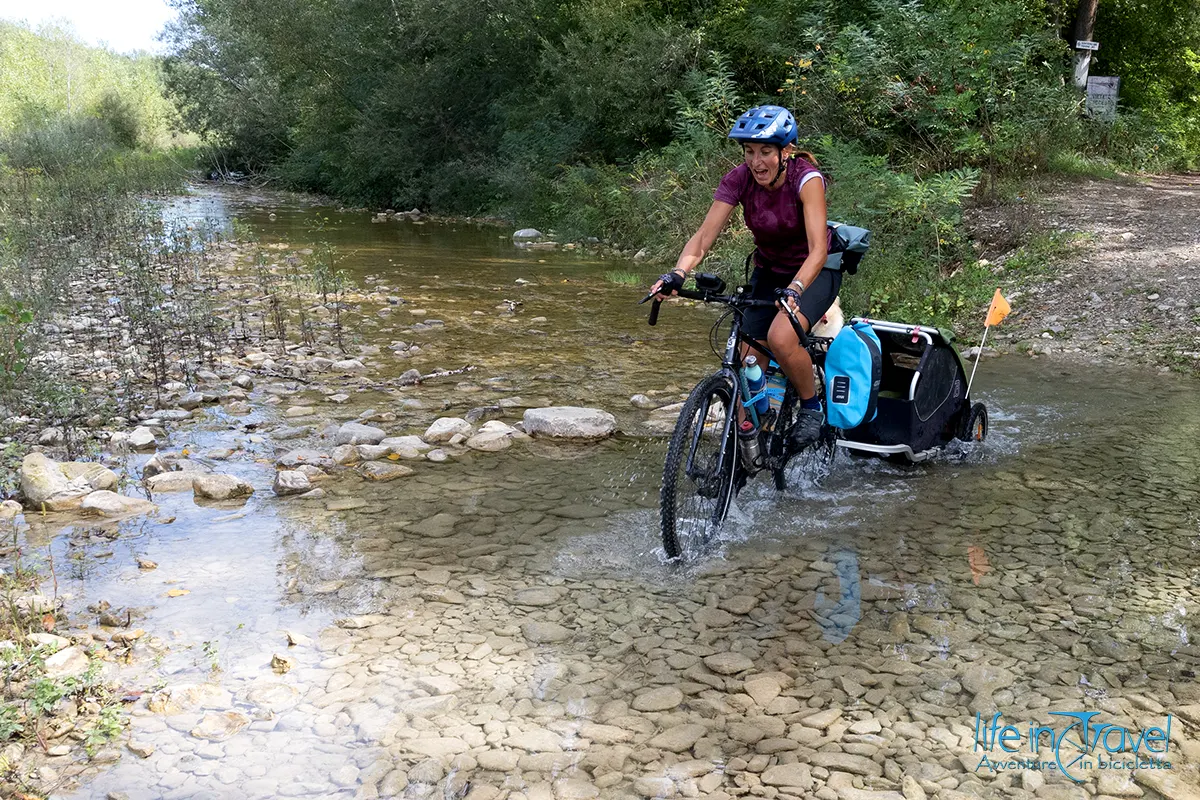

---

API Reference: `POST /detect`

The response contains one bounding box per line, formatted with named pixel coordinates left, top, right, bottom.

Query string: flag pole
left=966, top=324, right=990, bottom=399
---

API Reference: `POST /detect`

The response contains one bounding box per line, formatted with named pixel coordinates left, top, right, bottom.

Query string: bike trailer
left=835, top=319, right=973, bottom=462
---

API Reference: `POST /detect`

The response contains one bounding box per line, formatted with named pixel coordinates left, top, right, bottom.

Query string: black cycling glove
left=777, top=287, right=802, bottom=307
left=656, top=271, right=686, bottom=295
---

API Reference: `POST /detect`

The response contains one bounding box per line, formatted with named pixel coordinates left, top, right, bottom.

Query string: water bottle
left=743, top=356, right=769, bottom=415
left=738, top=419, right=762, bottom=468
left=765, top=364, right=788, bottom=415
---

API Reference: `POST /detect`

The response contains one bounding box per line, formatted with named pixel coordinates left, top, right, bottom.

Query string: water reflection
left=813, top=544, right=862, bottom=644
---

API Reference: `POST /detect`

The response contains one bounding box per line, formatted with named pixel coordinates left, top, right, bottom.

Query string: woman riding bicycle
left=651, top=105, right=837, bottom=450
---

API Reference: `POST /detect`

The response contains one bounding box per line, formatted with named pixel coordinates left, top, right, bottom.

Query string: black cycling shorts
left=743, top=267, right=842, bottom=341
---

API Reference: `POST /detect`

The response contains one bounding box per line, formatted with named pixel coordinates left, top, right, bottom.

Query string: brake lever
left=638, top=291, right=656, bottom=305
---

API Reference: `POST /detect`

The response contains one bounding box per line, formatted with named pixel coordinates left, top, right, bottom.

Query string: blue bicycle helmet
left=728, top=105, right=798, bottom=147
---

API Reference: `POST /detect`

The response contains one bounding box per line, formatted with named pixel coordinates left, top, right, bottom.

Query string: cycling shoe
left=788, top=407, right=824, bottom=451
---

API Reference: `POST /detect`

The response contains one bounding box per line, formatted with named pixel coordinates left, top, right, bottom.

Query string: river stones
left=336, top=422, right=386, bottom=445
left=631, top=686, right=683, bottom=712
left=466, top=431, right=512, bottom=452
left=381, top=435, right=432, bottom=452
left=193, top=474, right=255, bottom=500
left=958, top=662, right=1015, bottom=696
left=332, top=359, right=367, bottom=374
left=43, top=646, right=90, bottom=679
left=272, top=470, right=312, bottom=496
left=245, top=683, right=300, bottom=713
left=359, top=462, right=414, bottom=481
left=129, top=426, right=158, bottom=450
left=408, top=512, right=458, bottom=538
left=703, top=652, right=754, bottom=675
left=276, top=448, right=334, bottom=469
left=512, top=588, right=562, bottom=607
left=80, top=490, right=156, bottom=518
left=761, top=763, right=814, bottom=790
left=520, top=621, right=571, bottom=643
left=19, top=452, right=95, bottom=510
left=632, top=777, right=675, bottom=798
left=505, top=728, right=563, bottom=752
left=190, top=711, right=250, bottom=742
left=424, top=417, right=474, bottom=443
left=809, top=752, right=884, bottom=777
left=648, top=723, right=707, bottom=752
left=406, top=737, right=469, bottom=758
left=356, top=444, right=391, bottom=460
left=523, top=407, right=617, bottom=439
left=147, top=472, right=197, bottom=493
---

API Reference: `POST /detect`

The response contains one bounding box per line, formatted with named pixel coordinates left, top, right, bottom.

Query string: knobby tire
left=660, top=374, right=738, bottom=561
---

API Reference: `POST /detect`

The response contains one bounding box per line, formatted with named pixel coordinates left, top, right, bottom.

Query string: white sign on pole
left=1076, top=40, right=1100, bottom=51
left=1086, top=76, right=1120, bottom=122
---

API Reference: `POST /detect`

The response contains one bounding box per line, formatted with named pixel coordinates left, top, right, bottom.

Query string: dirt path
left=970, top=173, right=1200, bottom=372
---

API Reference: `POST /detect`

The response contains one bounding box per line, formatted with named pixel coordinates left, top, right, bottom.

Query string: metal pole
left=966, top=325, right=991, bottom=400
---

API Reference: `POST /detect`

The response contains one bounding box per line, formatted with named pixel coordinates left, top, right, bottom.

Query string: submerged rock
left=80, top=490, right=156, bottom=518
left=523, top=407, right=617, bottom=439
left=193, top=474, right=255, bottom=501
left=277, top=449, right=335, bottom=469
left=190, top=711, right=250, bottom=742
left=359, top=462, right=414, bottom=481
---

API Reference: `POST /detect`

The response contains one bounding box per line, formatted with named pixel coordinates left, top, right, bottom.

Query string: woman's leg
left=766, top=311, right=815, bottom=399
left=767, top=269, right=842, bottom=447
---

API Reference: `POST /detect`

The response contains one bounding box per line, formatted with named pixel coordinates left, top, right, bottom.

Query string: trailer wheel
left=959, top=403, right=988, bottom=442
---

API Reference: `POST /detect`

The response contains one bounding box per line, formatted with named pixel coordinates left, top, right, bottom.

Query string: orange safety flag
left=985, top=288, right=1011, bottom=327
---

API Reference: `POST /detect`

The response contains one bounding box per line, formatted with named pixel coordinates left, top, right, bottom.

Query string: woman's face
left=742, top=143, right=791, bottom=187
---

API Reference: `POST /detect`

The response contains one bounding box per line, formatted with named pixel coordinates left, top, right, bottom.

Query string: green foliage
left=0, top=20, right=179, bottom=149
left=1092, top=0, right=1200, bottom=161
left=84, top=703, right=125, bottom=754
left=605, top=270, right=649, bottom=286
left=28, top=678, right=66, bottom=717
left=0, top=702, right=21, bottom=740
left=0, top=302, right=33, bottom=392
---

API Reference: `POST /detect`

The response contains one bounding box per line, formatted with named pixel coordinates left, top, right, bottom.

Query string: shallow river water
left=41, top=187, right=1200, bottom=800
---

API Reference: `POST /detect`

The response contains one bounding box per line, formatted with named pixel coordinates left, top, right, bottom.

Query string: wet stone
left=359, top=461, right=414, bottom=481
left=704, top=652, right=754, bottom=675
left=513, top=588, right=562, bottom=607
left=521, top=621, right=571, bottom=643
left=631, top=686, right=684, bottom=712
left=190, top=711, right=251, bottom=742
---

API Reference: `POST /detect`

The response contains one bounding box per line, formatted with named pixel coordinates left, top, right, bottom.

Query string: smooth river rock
left=522, top=407, right=617, bottom=439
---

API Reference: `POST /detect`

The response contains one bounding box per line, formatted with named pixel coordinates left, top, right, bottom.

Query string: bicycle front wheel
left=660, top=374, right=738, bottom=562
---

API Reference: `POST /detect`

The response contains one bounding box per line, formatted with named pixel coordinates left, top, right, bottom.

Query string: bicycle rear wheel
left=660, top=374, right=738, bottom=561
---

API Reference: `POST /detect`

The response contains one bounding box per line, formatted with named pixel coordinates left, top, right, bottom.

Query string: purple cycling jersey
left=713, top=157, right=831, bottom=274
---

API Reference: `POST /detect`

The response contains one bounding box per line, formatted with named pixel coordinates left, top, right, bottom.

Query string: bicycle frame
left=669, top=287, right=826, bottom=480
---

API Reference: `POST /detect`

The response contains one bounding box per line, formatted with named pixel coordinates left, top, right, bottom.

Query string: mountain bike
left=642, top=273, right=834, bottom=562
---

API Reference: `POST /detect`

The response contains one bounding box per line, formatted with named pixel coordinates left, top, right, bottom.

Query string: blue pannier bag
left=825, top=321, right=882, bottom=429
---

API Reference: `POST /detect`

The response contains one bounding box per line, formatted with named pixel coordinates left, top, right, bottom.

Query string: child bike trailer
left=833, top=319, right=987, bottom=462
